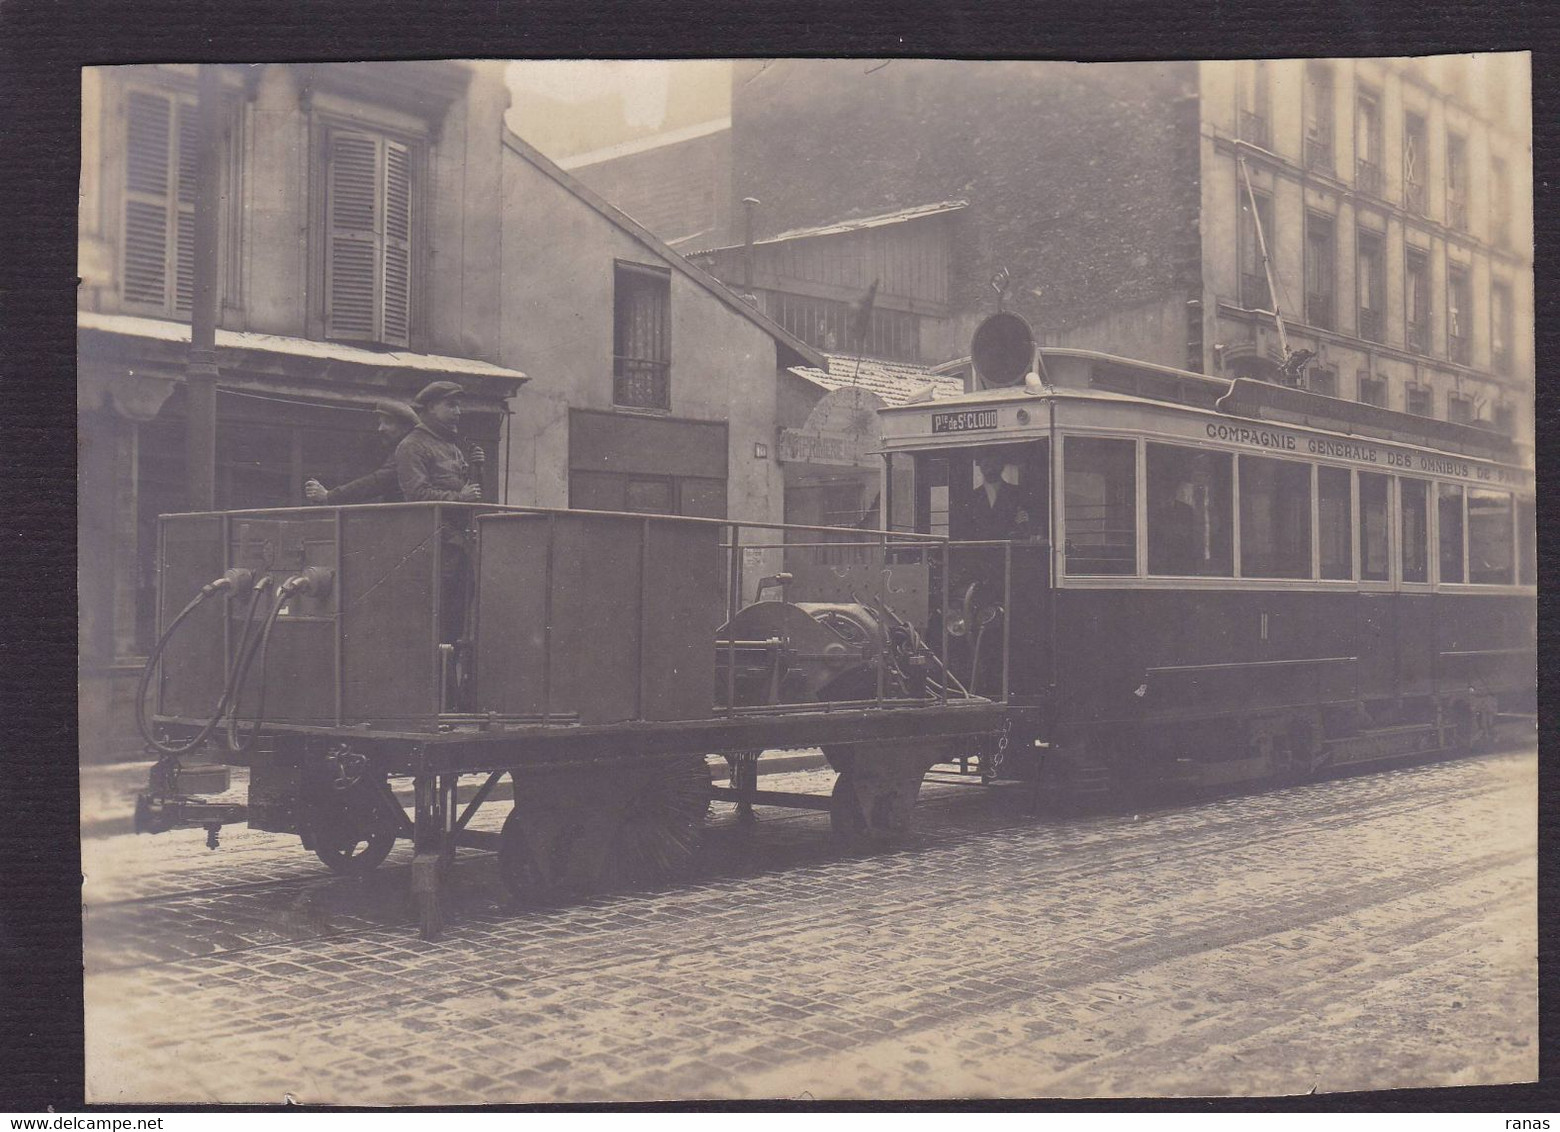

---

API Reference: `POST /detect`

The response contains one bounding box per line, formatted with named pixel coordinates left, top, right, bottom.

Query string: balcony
left=1447, top=195, right=1469, bottom=232
left=613, top=356, right=671, bottom=410
left=1406, top=321, right=1428, bottom=354
left=1241, top=273, right=1272, bottom=311
left=1448, top=334, right=1471, bottom=366
left=1404, top=180, right=1427, bottom=215
left=1239, top=111, right=1270, bottom=148
left=1306, top=292, right=1335, bottom=331
left=1304, top=134, right=1334, bottom=172
left=1356, top=159, right=1383, bottom=197
left=1357, top=307, right=1384, bottom=343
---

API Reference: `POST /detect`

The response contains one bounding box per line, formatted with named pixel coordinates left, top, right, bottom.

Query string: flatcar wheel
left=314, top=827, right=397, bottom=875
left=600, top=755, right=712, bottom=890
left=829, top=768, right=918, bottom=848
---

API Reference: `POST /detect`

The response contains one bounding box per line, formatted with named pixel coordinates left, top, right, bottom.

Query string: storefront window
left=1238, top=455, right=1312, bottom=579
left=1318, top=465, right=1352, bottom=579
left=1517, top=497, right=1536, bottom=586
left=1064, top=437, right=1136, bottom=575
left=1147, top=444, right=1231, bottom=576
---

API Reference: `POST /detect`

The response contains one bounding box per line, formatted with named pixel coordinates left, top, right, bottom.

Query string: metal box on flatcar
left=474, top=511, right=721, bottom=723
left=156, top=505, right=471, bottom=730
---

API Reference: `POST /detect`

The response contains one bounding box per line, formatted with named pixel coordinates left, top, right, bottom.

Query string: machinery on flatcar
left=133, top=317, right=1535, bottom=937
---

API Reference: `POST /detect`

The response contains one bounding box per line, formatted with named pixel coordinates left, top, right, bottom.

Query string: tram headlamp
left=945, top=608, right=970, bottom=638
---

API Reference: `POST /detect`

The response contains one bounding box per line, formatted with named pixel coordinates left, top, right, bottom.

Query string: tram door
left=894, top=442, right=1051, bottom=700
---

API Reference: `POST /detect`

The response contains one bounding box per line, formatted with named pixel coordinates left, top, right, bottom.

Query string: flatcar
left=133, top=338, right=1535, bottom=937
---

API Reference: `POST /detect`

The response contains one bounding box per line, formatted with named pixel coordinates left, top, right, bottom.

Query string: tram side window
left=1146, top=444, right=1231, bottom=576
left=1064, top=437, right=1136, bottom=575
left=1238, top=456, right=1311, bottom=579
left=1467, top=489, right=1514, bottom=584
left=1516, top=496, right=1536, bottom=586
left=1399, top=478, right=1429, bottom=583
left=1359, top=472, right=1390, bottom=581
left=1317, top=465, right=1352, bottom=579
left=1437, top=484, right=1465, bottom=584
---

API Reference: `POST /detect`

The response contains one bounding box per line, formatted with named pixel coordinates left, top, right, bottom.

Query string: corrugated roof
left=687, top=200, right=968, bottom=256
left=788, top=353, right=966, bottom=407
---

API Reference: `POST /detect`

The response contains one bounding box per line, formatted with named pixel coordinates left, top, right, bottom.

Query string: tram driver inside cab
left=955, top=449, right=1043, bottom=544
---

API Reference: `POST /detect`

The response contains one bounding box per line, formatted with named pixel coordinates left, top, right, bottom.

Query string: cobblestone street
left=82, top=747, right=1537, bottom=1104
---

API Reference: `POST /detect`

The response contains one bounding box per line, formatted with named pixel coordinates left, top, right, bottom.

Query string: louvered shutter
left=123, top=91, right=172, bottom=307
left=173, top=103, right=199, bottom=314
left=326, top=131, right=381, bottom=342
left=381, top=141, right=412, bottom=347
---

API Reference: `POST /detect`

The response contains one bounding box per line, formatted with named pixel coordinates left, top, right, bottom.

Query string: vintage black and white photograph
left=77, top=56, right=1536, bottom=1104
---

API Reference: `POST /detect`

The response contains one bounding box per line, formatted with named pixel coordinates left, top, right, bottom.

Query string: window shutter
left=123, top=91, right=171, bottom=307
left=326, top=131, right=380, bottom=342
left=173, top=104, right=199, bottom=314
left=382, top=141, right=412, bottom=347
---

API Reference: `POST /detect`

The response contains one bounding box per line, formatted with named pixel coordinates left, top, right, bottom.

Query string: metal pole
left=185, top=63, right=223, bottom=512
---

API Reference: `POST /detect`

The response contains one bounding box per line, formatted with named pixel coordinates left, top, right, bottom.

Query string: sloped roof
left=501, top=128, right=826, bottom=371
left=787, top=353, right=966, bottom=407
left=688, top=200, right=968, bottom=257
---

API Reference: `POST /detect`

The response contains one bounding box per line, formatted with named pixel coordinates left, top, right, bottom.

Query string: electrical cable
left=135, top=574, right=270, bottom=755
left=224, top=581, right=293, bottom=754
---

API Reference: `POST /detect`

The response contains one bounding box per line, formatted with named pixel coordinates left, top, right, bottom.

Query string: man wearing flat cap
left=304, top=401, right=421, bottom=505
left=396, top=381, right=483, bottom=505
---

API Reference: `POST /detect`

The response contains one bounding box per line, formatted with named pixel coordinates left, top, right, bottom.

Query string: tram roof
left=881, top=348, right=1522, bottom=466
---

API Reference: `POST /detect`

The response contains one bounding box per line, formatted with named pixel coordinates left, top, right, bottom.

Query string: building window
left=1064, top=437, right=1136, bottom=576
left=1445, top=131, right=1469, bottom=231
left=1399, top=478, right=1429, bottom=583
left=1438, top=483, right=1464, bottom=583
left=1491, top=281, right=1514, bottom=375
left=1304, top=62, right=1335, bottom=171
left=613, top=262, right=672, bottom=410
left=1447, top=265, right=1471, bottom=365
left=1239, top=455, right=1312, bottom=579
left=1238, top=189, right=1273, bottom=310
left=1405, top=384, right=1432, bottom=417
left=122, top=88, right=201, bottom=316
left=324, top=129, right=414, bottom=347
left=1467, top=490, right=1514, bottom=585
left=1490, top=156, right=1512, bottom=248
left=1446, top=391, right=1474, bottom=425
left=1357, top=371, right=1386, bottom=407
left=1146, top=444, right=1232, bottom=577
left=1356, top=229, right=1385, bottom=342
left=1493, top=402, right=1515, bottom=435
left=1308, top=365, right=1338, bottom=398
left=768, top=291, right=920, bottom=362
left=1239, top=60, right=1271, bottom=147
left=1318, top=465, right=1352, bottom=580
left=1403, top=112, right=1429, bottom=215
left=1517, top=498, right=1535, bottom=586
left=1359, top=471, right=1390, bottom=581
left=1355, top=88, right=1383, bottom=195
left=1405, top=247, right=1430, bottom=353
left=1304, top=212, right=1336, bottom=330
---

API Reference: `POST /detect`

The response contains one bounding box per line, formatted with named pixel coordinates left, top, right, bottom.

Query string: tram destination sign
left=932, top=409, right=998, bottom=434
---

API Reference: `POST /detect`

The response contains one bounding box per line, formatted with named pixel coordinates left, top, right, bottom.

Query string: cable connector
left=282, top=566, right=335, bottom=598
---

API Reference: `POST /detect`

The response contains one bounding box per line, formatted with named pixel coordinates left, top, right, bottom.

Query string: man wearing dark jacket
left=396, top=381, right=483, bottom=503
left=304, top=401, right=420, bottom=505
